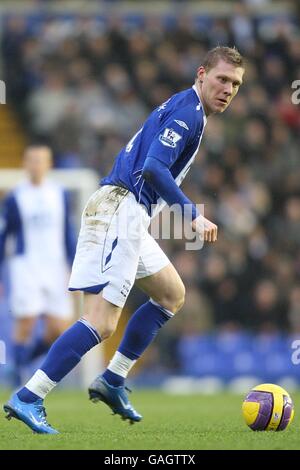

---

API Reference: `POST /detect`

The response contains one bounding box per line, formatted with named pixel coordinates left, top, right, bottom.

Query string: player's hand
left=191, top=215, right=218, bottom=243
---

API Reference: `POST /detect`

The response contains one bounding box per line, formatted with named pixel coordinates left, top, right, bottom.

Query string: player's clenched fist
left=192, top=215, right=218, bottom=243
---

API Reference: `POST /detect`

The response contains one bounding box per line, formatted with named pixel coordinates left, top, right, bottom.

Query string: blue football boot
left=3, top=393, right=59, bottom=434
left=88, top=376, right=142, bottom=424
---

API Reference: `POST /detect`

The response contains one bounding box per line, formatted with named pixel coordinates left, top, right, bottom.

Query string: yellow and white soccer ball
left=242, top=383, right=294, bottom=431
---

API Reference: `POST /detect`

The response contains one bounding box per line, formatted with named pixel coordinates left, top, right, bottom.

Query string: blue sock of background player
left=12, top=343, right=29, bottom=387
left=12, top=335, right=50, bottom=388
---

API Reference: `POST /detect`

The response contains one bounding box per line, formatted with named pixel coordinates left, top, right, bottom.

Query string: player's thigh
left=135, top=235, right=185, bottom=313
left=136, top=264, right=185, bottom=313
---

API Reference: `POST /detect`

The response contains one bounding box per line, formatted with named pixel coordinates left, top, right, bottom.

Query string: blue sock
left=103, top=369, right=124, bottom=387
left=118, top=301, right=173, bottom=359
left=40, top=318, right=101, bottom=382
left=103, top=300, right=173, bottom=387
left=28, top=338, right=50, bottom=362
left=17, top=389, right=40, bottom=403
left=13, top=343, right=29, bottom=388
left=14, top=343, right=29, bottom=367
left=17, top=319, right=101, bottom=403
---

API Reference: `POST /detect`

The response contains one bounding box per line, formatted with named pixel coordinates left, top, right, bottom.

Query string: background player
left=4, top=47, right=244, bottom=434
left=0, top=145, right=76, bottom=385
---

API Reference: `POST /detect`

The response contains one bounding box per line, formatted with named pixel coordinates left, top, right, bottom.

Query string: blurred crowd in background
left=1, top=3, right=300, bottom=381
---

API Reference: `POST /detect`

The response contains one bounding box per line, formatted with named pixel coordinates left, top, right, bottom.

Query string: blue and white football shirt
left=0, top=180, right=76, bottom=265
left=101, top=85, right=207, bottom=216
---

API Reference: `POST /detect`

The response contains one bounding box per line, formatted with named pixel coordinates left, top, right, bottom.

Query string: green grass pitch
left=0, top=390, right=299, bottom=450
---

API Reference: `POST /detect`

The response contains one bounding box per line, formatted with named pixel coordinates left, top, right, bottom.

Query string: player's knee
left=100, top=325, right=117, bottom=340
left=85, top=312, right=118, bottom=340
left=159, top=281, right=186, bottom=314
left=84, top=294, right=122, bottom=340
left=173, top=282, right=186, bottom=313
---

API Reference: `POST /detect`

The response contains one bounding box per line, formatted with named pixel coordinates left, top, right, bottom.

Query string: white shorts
left=69, top=185, right=170, bottom=308
left=9, top=257, right=73, bottom=319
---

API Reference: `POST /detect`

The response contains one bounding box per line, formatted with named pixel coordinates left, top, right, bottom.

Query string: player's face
left=197, top=59, right=244, bottom=115
left=23, top=147, right=52, bottom=183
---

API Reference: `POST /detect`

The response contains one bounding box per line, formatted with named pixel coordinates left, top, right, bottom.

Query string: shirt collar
left=192, top=84, right=207, bottom=126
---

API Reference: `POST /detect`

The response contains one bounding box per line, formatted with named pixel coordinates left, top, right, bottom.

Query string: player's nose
left=224, top=83, right=233, bottom=96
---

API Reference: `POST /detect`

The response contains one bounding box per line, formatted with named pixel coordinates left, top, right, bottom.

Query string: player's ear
left=197, top=66, right=206, bottom=83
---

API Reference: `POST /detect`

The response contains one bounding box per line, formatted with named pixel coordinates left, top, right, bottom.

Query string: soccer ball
left=242, top=383, right=294, bottom=431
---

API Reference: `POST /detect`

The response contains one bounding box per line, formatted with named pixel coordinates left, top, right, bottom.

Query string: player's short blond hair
left=202, top=46, right=244, bottom=71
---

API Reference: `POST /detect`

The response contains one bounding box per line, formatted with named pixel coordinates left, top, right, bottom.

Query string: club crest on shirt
left=159, top=128, right=182, bottom=148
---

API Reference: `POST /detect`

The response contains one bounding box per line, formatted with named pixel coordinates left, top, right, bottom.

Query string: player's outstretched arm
left=142, top=156, right=198, bottom=220
left=142, top=156, right=218, bottom=243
